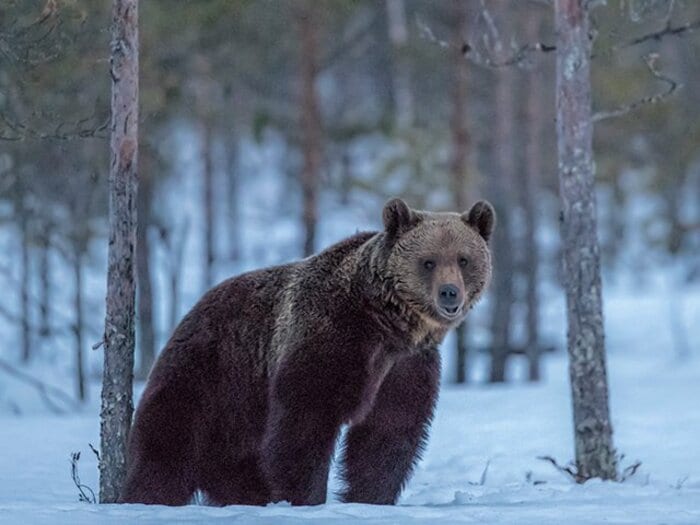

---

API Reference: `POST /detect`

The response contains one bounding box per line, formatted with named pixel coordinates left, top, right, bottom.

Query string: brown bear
left=120, top=198, right=494, bottom=507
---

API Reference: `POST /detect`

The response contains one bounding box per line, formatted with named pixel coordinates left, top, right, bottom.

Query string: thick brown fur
left=120, top=198, right=494, bottom=507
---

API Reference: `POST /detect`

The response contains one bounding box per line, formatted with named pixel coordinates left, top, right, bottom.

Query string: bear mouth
left=437, top=304, right=463, bottom=321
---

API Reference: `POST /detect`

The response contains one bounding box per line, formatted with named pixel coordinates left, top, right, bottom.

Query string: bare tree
left=298, top=0, right=323, bottom=257
left=386, top=0, right=414, bottom=128
left=488, top=0, right=516, bottom=383
left=19, top=210, right=31, bottom=363
left=522, top=9, right=544, bottom=382
left=100, top=0, right=139, bottom=503
left=37, top=222, right=52, bottom=338
left=555, top=0, right=617, bottom=481
left=202, top=119, right=215, bottom=288
left=136, top=155, right=155, bottom=380
left=73, top=249, right=86, bottom=402
left=450, top=0, right=471, bottom=384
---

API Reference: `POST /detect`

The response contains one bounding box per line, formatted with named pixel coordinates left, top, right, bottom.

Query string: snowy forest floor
left=2, top=353, right=699, bottom=524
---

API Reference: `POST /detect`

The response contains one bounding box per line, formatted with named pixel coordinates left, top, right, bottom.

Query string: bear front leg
left=340, top=348, right=440, bottom=504
left=261, top=349, right=349, bottom=506
left=261, top=400, right=339, bottom=505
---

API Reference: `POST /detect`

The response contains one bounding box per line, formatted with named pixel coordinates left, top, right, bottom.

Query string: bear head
left=381, top=197, right=495, bottom=327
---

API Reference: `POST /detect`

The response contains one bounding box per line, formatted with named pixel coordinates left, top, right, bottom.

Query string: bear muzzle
left=437, top=284, right=464, bottom=320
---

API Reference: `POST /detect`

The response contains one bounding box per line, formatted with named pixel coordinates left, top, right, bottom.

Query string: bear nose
left=438, top=284, right=462, bottom=308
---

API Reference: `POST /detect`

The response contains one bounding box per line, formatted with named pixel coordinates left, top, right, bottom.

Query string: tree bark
left=136, top=159, right=155, bottom=380
left=450, top=0, right=471, bottom=385
left=522, top=10, right=543, bottom=382
left=489, top=1, right=515, bottom=383
left=298, top=1, right=322, bottom=258
left=555, top=0, right=617, bottom=481
left=100, top=0, right=138, bottom=503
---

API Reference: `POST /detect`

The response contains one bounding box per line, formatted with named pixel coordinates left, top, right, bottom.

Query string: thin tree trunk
left=202, top=120, right=215, bottom=288
left=450, top=0, right=471, bottom=385
left=100, top=0, right=139, bottom=503
left=554, top=0, right=617, bottom=481
left=19, top=213, right=31, bottom=363
left=386, top=0, right=413, bottom=128
left=226, top=131, right=241, bottom=262
left=298, top=1, right=322, bottom=258
left=169, top=219, right=188, bottom=333
left=523, top=10, right=543, bottom=382
left=136, top=162, right=155, bottom=380
left=74, top=251, right=85, bottom=402
left=38, top=225, right=51, bottom=338
left=489, top=1, right=515, bottom=383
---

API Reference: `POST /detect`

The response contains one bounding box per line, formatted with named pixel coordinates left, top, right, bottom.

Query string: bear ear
left=462, top=200, right=495, bottom=243
left=383, top=197, right=419, bottom=239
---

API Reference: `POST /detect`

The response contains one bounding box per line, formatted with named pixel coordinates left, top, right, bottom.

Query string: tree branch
left=0, top=111, right=109, bottom=141
left=592, top=53, right=679, bottom=123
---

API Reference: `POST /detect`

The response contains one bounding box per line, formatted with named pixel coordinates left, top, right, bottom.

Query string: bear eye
left=459, top=257, right=469, bottom=268
left=423, top=260, right=436, bottom=271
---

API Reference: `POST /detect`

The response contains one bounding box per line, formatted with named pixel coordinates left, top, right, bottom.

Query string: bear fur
left=120, top=198, right=495, bottom=507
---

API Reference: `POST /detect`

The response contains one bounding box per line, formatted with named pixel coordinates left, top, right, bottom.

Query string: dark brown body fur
left=120, top=199, right=494, bottom=507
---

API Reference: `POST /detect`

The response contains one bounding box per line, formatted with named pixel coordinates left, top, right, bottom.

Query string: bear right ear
left=383, top=197, right=419, bottom=239
left=463, top=200, right=495, bottom=243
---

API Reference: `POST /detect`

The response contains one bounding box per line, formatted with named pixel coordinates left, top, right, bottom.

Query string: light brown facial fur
left=382, top=198, right=494, bottom=328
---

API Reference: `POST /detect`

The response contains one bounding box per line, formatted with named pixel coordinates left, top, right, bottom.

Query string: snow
left=2, top=348, right=699, bottom=524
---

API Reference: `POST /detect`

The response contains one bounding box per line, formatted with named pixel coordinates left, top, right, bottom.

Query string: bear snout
left=437, top=284, right=464, bottom=316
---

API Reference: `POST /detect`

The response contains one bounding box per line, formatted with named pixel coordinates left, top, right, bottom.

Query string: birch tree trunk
left=554, top=0, right=617, bottom=481
left=100, top=0, right=138, bottom=503
left=450, top=0, right=471, bottom=384
left=298, top=0, right=322, bottom=258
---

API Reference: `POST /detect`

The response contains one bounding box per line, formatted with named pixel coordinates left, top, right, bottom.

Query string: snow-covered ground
left=2, top=349, right=699, bottom=524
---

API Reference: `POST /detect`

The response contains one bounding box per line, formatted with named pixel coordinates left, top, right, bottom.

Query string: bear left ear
left=462, top=200, right=495, bottom=243
left=383, top=197, right=420, bottom=239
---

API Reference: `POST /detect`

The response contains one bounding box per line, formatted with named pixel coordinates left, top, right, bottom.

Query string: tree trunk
left=19, top=213, right=31, bottom=363
left=100, top=0, right=139, bottom=503
left=450, top=0, right=471, bottom=385
left=386, top=0, right=413, bottom=128
left=554, top=0, right=617, bottom=481
left=522, top=10, right=543, bottom=382
left=38, top=225, right=51, bottom=338
left=202, top=120, right=215, bottom=288
left=489, top=1, right=515, bottom=383
left=298, top=1, right=322, bottom=258
left=74, top=251, right=85, bottom=402
left=136, top=161, right=155, bottom=380
left=226, top=131, right=241, bottom=262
